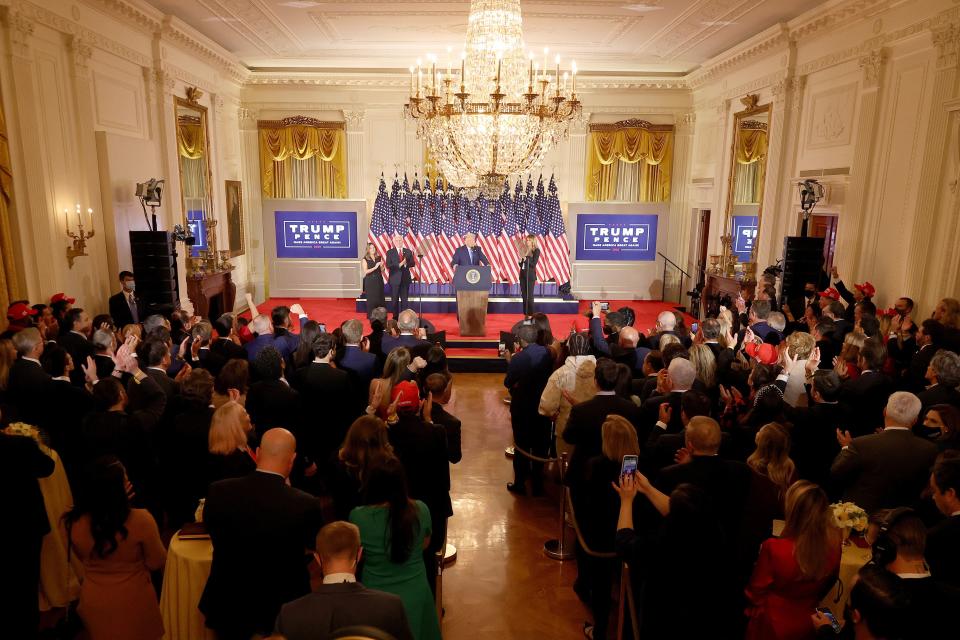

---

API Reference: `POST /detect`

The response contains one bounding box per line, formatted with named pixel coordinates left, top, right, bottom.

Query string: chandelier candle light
left=405, top=0, right=582, bottom=199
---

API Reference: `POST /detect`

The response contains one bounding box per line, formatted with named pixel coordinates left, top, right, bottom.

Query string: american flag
left=367, top=174, right=571, bottom=287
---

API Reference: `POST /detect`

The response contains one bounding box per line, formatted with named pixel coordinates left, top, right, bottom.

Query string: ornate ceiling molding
left=687, top=24, right=790, bottom=90
left=243, top=73, right=686, bottom=91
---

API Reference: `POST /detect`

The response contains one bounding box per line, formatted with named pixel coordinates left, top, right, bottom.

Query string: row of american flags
left=367, top=174, right=572, bottom=285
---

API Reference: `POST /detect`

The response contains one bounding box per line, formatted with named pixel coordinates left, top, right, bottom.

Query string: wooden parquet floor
left=440, top=373, right=588, bottom=640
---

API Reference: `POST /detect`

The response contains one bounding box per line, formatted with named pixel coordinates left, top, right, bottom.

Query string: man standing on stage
left=450, top=232, right=490, bottom=269
left=386, top=234, right=416, bottom=318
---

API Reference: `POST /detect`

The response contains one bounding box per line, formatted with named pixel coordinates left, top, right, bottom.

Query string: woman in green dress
left=349, top=456, right=442, bottom=640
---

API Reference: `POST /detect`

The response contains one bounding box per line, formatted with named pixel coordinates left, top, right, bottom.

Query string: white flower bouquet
left=831, top=501, right=868, bottom=533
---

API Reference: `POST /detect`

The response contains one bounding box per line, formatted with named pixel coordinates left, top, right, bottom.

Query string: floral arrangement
left=831, top=501, right=868, bottom=532
left=2, top=422, right=40, bottom=441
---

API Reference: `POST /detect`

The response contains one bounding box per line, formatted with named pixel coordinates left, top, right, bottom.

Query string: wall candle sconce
left=65, top=203, right=95, bottom=268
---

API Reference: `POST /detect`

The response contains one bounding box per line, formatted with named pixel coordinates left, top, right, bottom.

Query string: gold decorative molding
left=256, top=116, right=345, bottom=130
left=740, top=94, right=760, bottom=110
left=859, top=49, right=886, bottom=88
left=185, top=86, right=204, bottom=105
left=588, top=119, right=674, bottom=132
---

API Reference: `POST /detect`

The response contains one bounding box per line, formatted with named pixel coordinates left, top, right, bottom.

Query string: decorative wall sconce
left=64, top=203, right=95, bottom=268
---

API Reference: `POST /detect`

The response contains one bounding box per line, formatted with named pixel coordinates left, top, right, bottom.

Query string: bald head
left=684, top=416, right=721, bottom=455
left=257, top=428, right=297, bottom=477
left=619, top=326, right=640, bottom=348
left=657, top=311, right=676, bottom=330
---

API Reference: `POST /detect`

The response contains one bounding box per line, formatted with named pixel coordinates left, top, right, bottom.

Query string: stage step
left=356, top=296, right=580, bottom=315
left=445, top=347, right=507, bottom=374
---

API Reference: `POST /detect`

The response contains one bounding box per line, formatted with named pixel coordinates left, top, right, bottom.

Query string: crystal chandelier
left=405, top=0, right=582, bottom=198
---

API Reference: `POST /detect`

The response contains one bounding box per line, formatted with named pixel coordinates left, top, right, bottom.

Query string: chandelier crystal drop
left=405, top=0, right=582, bottom=198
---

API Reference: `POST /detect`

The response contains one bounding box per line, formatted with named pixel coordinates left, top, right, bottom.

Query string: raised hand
left=289, top=303, right=305, bottom=316
left=674, top=446, right=692, bottom=465
left=656, top=369, right=673, bottom=394
left=612, top=473, right=639, bottom=502
left=658, top=402, right=672, bottom=425
left=744, top=326, right=757, bottom=344
left=805, top=346, right=821, bottom=375
left=81, top=356, right=98, bottom=385
left=836, top=428, right=853, bottom=448
left=175, top=362, right=193, bottom=382
left=421, top=391, right=433, bottom=423
left=591, top=301, right=602, bottom=318
left=831, top=265, right=839, bottom=280
left=191, top=335, right=202, bottom=359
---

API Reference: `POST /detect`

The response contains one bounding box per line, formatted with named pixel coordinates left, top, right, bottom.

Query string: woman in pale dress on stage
left=362, top=242, right=385, bottom=316
left=518, top=234, right=540, bottom=317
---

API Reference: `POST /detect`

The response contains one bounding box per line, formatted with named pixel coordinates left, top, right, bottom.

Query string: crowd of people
left=2, top=263, right=960, bottom=640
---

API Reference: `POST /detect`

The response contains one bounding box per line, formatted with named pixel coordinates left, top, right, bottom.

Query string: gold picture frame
left=224, top=180, right=244, bottom=257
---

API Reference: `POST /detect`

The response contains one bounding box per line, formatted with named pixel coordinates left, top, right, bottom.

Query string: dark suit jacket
left=0, top=433, right=54, bottom=539
left=246, top=379, right=300, bottom=438
left=389, top=412, right=452, bottom=519
left=337, top=346, right=378, bottom=417
left=56, top=331, right=95, bottom=386
left=42, top=379, right=94, bottom=467
left=108, top=291, right=145, bottom=328
left=200, top=471, right=325, bottom=635
left=430, top=404, right=462, bottom=464
left=815, top=339, right=836, bottom=370
left=839, top=370, right=893, bottom=436
left=210, top=336, right=247, bottom=364
left=274, top=582, right=413, bottom=640
left=503, top=343, right=553, bottom=412
left=272, top=328, right=301, bottom=361
left=385, top=247, right=415, bottom=282
left=186, top=346, right=227, bottom=378
left=380, top=334, right=431, bottom=359
left=450, top=244, right=489, bottom=267
left=785, top=401, right=851, bottom=489
left=7, top=358, right=52, bottom=424
left=642, top=391, right=685, bottom=436
left=830, top=428, right=938, bottom=514
left=928, top=515, right=960, bottom=588
left=917, top=383, right=960, bottom=414
left=245, top=333, right=279, bottom=363
left=564, top=394, right=643, bottom=487
left=292, top=362, right=352, bottom=461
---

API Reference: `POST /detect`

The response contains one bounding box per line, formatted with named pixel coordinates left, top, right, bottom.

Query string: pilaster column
left=667, top=112, right=695, bottom=268
left=905, top=24, right=960, bottom=310
left=712, top=99, right=730, bottom=254
left=840, top=49, right=886, bottom=280
left=344, top=109, right=366, bottom=199
left=238, top=106, right=264, bottom=299
left=567, top=113, right=589, bottom=202
left=762, top=73, right=805, bottom=269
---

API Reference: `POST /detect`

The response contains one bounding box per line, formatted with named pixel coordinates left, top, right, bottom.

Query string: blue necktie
left=468, top=247, right=473, bottom=264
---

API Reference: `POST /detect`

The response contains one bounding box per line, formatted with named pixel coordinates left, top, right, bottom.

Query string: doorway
left=803, top=213, right=838, bottom=275
left=693, top=209, right=711, bottom=287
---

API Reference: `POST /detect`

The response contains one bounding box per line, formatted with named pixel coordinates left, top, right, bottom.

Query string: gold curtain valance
left=177, top=118, right=205, bottom=160
left=735, top=122, right=768, bottom=165
left=258, top=120, right=347, bottom=198
left=586, top=122, right=674, bottom=202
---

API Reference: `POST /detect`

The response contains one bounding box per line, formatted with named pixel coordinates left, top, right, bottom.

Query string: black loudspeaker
left=129, top=231, right=178, bottom=315
left=781, top=236, right=825, bottom=315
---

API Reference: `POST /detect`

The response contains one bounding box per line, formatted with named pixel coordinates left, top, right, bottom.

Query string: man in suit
left=247, top=346, right=300, bottom=439
left=917, top=350, right=960, bottom=415
left=504, top=323, right=554, bottom=495
left=832, top=391, right=938, bottom=514
left=201, top=429, right=325, bottom=639
left=381, top=309, right=431, bottom=358
left=57, top=307, right=94, bottom=387
left=928, top=454, right=960, bottom=587
left=274, top=521, right=413, bottom=640
left=811, top=318, right=836, bottom=370
left=699, top=318, right=734, bottom=383
left=872, top=508, right=960, bottom=638
left=644, top=389, right=712, bottom=473
left=388, top=380, right=451, bottom=592
left=784, top=370, right=851, bottom=489
left=839, top=337, right=892, bottom=436
left=108, top=270, right=145, bottom=327
left=8, top=328, right=52, bottom=424
left=337, top=319, right=378, bottom=417
left=0, top=301, right=38, bottom=340
left=292, top=333, right=352, bottom=465
left=91, top=328, right=117, bottom=380
left=271, top=305, right=304, bottom=361
left=385, top=234, right=416, bottom=318
left=134, top=338, right=181, bottom=403
left=38, top=344, right=94, bottom=466
left=425, top=372, right=462, bottom=464
left=450, top=231, right=490, bottom=268
left=641, top=358, right=697, bottom=438
left=0, top=427, right=55, bottom=639
left=647, top=310, right=682, bottom=350
left=245, top=313, right=278, bottom=363
left=565, top=358, right=644, bottom=491
left=900, top=319, right=944, bottom=392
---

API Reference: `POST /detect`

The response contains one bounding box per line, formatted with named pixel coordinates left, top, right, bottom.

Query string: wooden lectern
left=453, top=265, right=492, bottom=336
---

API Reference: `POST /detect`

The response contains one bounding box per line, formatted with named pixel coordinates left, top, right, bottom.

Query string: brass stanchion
left=543, top=451, right=574, bottom=560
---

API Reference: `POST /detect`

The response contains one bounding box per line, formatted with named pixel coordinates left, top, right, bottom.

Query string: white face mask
left=125, top=281, right=136, bottom=292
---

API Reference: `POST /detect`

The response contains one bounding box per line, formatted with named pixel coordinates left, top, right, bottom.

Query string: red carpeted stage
left=247, top=297, right=690, bottom=372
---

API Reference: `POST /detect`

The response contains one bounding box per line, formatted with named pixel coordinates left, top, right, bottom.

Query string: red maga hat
left=50, top=292, right=76, bottom=305
left=7, top=302, right=38, bottom=320
left=817, top=287, right=841, bottom=302
left=745, top=341, right=779, bottom=365
left=390, top=380, right=421, bottom=410
left=855, top=282, right=876, bottom=298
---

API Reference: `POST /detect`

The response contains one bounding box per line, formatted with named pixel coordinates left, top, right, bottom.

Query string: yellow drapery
left=586, top=123, right=673, bottom=202
left=733, top=123, right=768, bottom=204
left=258, top=122, right=347, bottom=198
left=177, top=120, right=205, bottom=160
left=0, top=83, right=21, bottom=324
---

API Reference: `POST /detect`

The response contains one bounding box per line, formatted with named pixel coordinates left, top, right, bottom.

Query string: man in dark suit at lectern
left=450, top=232, right=490, bottom=269
left=386, top=234, right=416, bottom=318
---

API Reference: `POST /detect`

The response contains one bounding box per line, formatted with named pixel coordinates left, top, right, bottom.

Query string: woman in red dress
left=745, top=480, right=842, bottom=640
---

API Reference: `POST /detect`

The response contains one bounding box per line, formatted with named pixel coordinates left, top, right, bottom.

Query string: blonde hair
left=658, top=333, right=681, bottom=349
left=208, top=401, right=251, bottom=455
left=121, top=324, right=142, bottom=341
left=688, top=343, right=717, bottom=389
left=601, top=415, right=640, bottom=462
left=717, top=310, right=734, bottom=348
left=841, top=331, right=865, bottom=364
left=938, top=298, right=960, bottom=329
left=782, top=480, right=840, bottom=579
left=747, top=423, right=796, bottom=495
left=786, top=332, right=815, bottom=359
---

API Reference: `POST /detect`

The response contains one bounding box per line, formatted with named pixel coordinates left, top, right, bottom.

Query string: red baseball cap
left=745, top=342, right=779, bottom=365
left=6, top=302, right=38, bottom=320
left=817, top=287, right=840, bottom=301
left=854, top=282, right=876, bottom=298
left=50, top=292, right=75, bottom=305
left=390, top=380, right=421, bottom=410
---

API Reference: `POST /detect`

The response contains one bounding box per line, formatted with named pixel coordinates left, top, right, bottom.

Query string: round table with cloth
left=159, top=533, right=214, bottom=640
left=819, top=543, right=872, bottom=617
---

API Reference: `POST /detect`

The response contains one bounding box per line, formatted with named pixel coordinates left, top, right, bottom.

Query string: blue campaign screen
left=187, top=210, right=206, bottom=258
left=575, top=213, right=658, bottom=261
left=274, top=210, right=358, bottom=259
left=732, top=215, right=758, bottom=263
